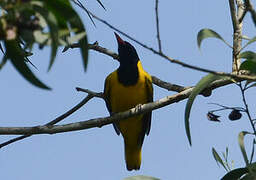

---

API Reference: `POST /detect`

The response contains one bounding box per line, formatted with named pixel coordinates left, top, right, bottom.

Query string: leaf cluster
left=0, top=0, right=88, bottom=89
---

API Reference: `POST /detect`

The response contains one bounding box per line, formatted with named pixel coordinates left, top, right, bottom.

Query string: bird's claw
left=135, top=104, right=142, bottom=112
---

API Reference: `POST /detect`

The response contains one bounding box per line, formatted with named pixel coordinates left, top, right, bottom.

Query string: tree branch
left=72, top=2, right=256, bottom=82
left=239, top=83, right=256, bottom=137
left=0, top=75, right=244, bottom=136
left=0, top=88, right=216, bottom=135
left=0, top=94, right=95, bottom=148
left=155, top=0, right=162, bottom=52
left=229, top=0, right=244, bottom=72
left=3, top=0, right=254, bottom=147
left=244, top=0, right=256, bottom=26
left=62, top=41, right=119, bottom=60
left=229, top=0, right=239, bottom=30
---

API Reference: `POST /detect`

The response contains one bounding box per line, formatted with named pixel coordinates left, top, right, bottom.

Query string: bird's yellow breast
left=105, top=61, right=152, bottom=137
left=106, top=62, right=150, bottom=113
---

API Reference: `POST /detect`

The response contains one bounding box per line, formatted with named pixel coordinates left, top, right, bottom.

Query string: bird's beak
left=114, top=32, right=125, bottom=45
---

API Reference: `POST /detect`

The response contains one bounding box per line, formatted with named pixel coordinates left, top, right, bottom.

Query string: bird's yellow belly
left=110, top=81, right=147, bottom=139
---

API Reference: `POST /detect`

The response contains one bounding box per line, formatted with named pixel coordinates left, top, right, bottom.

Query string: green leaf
left=68, top=16, right=88, bottom=71
left=123, top=175, right=160, bottom=180
left=248, top=162, right=256, bottom=173
left=185, top=74, right=222, bottom=145
left=67, top=32, right=86, bottom=44
left=32, top=4, right=58, bottom=71
left=221, top=168, right=249, bottom=180
left=239, top=51, right=256, bottom=61
left=197, top=28, right=231, bottom=49
left=4, top=40, right=50, bottom=90
left=250, top=139, right=256, bottom=164
left=239, top=131, right=251, bottom=166
left=212, top=148, right=228, bottom=172
left=42, top=0, right=69, bottom=29
left=33, top=30, right=49, bottom=44
left=44, top=0, right=88, bottom=71
left=240, top=60, right=256, bottom=74
left=241, top=173, right=256, bottom=180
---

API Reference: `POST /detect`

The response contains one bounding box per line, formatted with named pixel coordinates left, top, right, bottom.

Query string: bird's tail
left=124, top=141, right=142, bottom=171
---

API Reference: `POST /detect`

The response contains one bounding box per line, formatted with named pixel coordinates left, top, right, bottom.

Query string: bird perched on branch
left=104, top=33, right=153, bottom=171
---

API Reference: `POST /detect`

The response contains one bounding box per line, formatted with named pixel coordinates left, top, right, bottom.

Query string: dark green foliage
left=0, top=0, right=88, bottom=89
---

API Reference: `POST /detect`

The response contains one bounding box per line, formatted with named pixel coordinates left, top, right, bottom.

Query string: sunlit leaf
left=226, top=147, right=229, bottom=160
left=4, top=40, right=50, bottom=90
left=197, top=28, right=231, bottom=49
left=185, top=74, right=222, bottom=145
left=67, top=32, right=86, bottom=44
left=212, top=148, right=228, bottom=172
left=123, top=175, right=160, bottom=180
left=33, top=30, right=49, bottom=44
left=221, top=167, right=249, bottom=180
left=238, top=131, right=250, bottom=166
left=33, top=4, right=58, bottom=71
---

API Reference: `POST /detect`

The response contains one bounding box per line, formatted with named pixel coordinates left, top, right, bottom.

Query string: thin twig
left=0, top=94, right=94, bottom=148
left=208, top=102, right=245, bottom=112
left=244, top=0, right=256, bottom=26
left=64, top=43, right=249, bottom=94
left=155, top=0, right=162, bottom=52
left=239, top=83, right=256, bottom=137
left=151, top=76, right=188, bottom=92
left=72, top=0, right=96, bottom=27
left=76, top=87, right=103, bottom=98
left=73, top=1, right=256, bottom=82
left=63, top=42, right=119, bottom=60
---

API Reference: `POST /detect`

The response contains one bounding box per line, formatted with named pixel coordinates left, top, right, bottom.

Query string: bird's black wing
left=104, top=76, right=121, bottom=135
left=138, top=76, right=153, bottom=146
left=144, top=76, right=153, bottom=135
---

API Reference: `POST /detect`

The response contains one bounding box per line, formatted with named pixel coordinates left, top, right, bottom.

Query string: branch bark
left=155, top=0, right=162, bottom=52
left=229, top=0, right=244, bottom=72
left=0, top=76, right=243, bottom=135
left=0, top=94, right=94, bottom=148
left=72, top=4, right=256, bottom=82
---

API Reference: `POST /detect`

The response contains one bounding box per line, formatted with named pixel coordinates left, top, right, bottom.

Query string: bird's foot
left=135, top=104, right=142, bottom=112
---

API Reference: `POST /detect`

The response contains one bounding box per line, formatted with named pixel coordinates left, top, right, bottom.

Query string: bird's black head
left=114, top=33, right=139, bottom=66
left=114, top=33, right=140, bottom=85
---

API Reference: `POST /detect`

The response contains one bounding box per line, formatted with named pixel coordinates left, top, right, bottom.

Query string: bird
left=104, top=33, right=153, bottom=171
